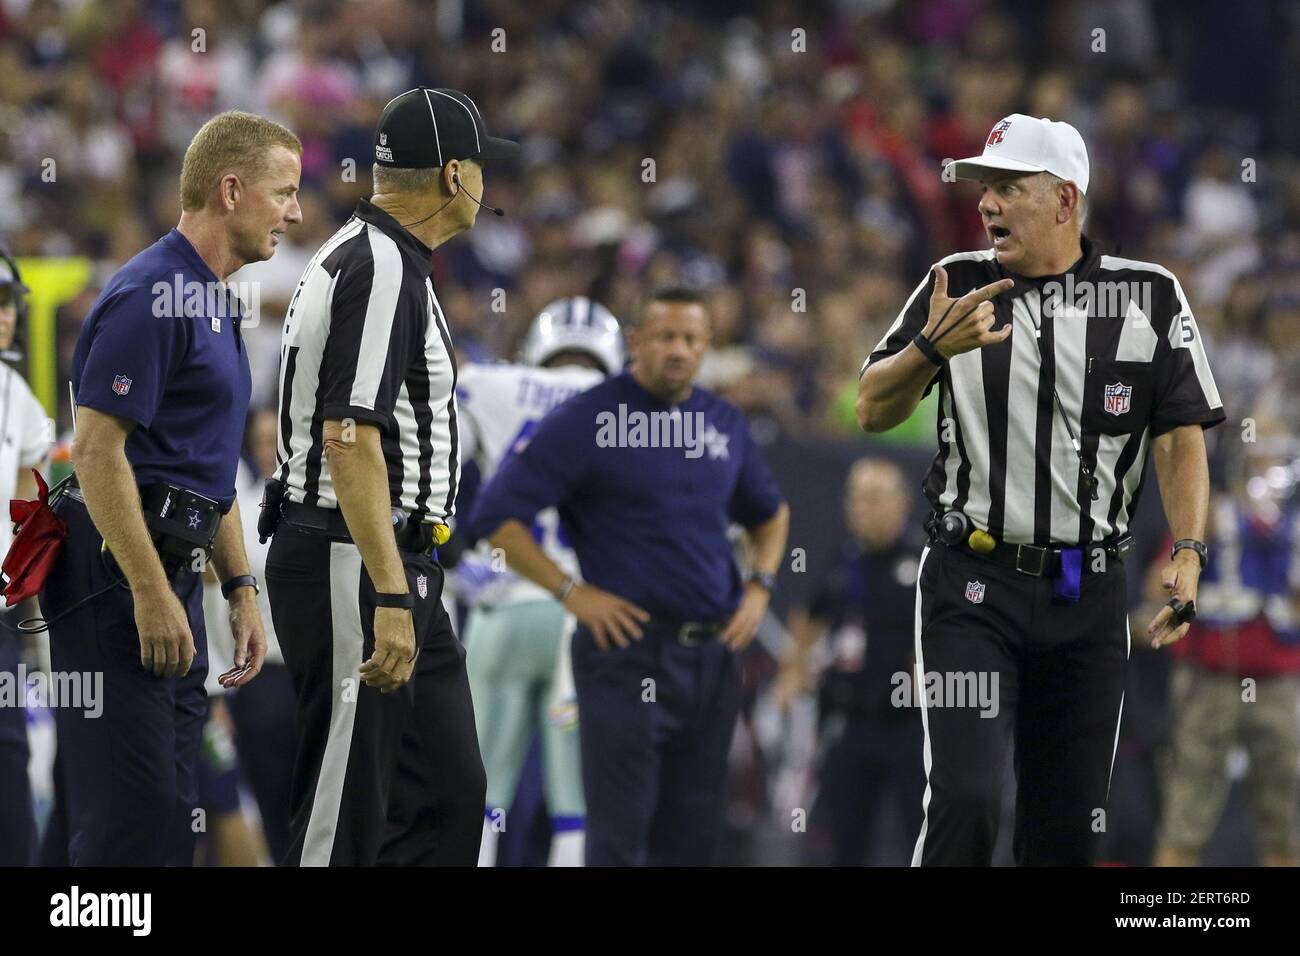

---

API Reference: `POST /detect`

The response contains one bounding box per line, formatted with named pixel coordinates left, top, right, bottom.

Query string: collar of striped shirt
left=998, top=232, right=1107, bottom=299
left=353, top=198, right=435, bottom=274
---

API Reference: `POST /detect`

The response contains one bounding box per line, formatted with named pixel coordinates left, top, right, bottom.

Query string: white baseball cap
left=947, top=114, right=1090, bottom=195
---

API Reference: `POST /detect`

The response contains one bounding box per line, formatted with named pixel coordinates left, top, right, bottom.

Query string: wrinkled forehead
left=978, top=168, right=1045, bottom=190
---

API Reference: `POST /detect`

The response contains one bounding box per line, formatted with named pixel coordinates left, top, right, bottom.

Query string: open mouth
left=988, top=224, right=1015, bottom=250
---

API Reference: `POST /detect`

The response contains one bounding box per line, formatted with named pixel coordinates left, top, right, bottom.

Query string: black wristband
left=221, top=574, right=258, bottom=600
left=375, top=591, right=414, bottom=609
left=912, top=332, right=945, bottom=367
left=1170, top=538, right=1208, bottom=569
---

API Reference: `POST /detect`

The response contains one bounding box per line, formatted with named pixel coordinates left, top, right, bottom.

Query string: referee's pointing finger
left=963, top=277, right=1015, bottom=305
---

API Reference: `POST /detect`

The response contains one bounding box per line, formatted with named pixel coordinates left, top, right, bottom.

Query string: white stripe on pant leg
left=301, top=542, right=366, bottom=867
left=910, top=545, right=933, bottom=868
left=1105, top=618, right=1132, bottom=798
left=548, top=611, right=578, bottom=716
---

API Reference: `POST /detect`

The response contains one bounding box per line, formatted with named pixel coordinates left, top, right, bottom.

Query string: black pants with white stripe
left=267, top=526, right=485, bottom=866
left=912, top=542, right=1129, bottom=866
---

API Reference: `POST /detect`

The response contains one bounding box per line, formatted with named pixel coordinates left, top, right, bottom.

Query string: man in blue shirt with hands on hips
left=469, top=286, right=790, bottom=866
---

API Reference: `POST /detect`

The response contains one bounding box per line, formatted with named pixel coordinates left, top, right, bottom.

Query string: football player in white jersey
left=455, top=297, right=624, bottom=867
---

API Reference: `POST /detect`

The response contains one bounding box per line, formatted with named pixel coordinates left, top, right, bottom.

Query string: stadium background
left=2, top=0, right=1297, bottom=865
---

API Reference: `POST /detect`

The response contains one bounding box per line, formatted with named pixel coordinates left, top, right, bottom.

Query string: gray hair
left=1040, top=172, right=1088, bottom=229
left=372, top=164, right=443, bottom=195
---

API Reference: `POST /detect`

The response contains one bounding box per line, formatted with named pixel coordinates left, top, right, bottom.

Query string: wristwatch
left=220, top=574, right=259, bottom=600
left=1170, top=539, right=1208, bottom=569
left=747, top=570, right=777, bottom=592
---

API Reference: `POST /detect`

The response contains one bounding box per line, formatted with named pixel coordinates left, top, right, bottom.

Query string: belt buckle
left=1015, top=544, right=1049, bottom=577
left=677, top=622, right=709, bottom=646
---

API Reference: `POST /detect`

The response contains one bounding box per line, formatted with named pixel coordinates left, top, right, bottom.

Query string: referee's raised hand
left=922, top=267, right=1015, bottom=359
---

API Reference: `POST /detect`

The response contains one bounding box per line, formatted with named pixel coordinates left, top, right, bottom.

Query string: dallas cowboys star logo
left=703, top=425, right=730, bottom=461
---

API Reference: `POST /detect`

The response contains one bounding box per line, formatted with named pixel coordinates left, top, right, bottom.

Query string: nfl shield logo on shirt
left=1104, top=381, right=1133, bottom=416
left=111, top=374, right=132, bottom=396
left=416, top=574, right=428, bottom=599
left=965, top=580, right=986, bottom=604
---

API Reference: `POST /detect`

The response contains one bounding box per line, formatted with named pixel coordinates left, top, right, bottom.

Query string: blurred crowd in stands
left=2, top=0, right=1296, bottom=447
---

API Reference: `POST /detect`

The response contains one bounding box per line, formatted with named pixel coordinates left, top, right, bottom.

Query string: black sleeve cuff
left=321, top=404, right=392, bottom=430
left=1150, top=408, right=1227, bottom=438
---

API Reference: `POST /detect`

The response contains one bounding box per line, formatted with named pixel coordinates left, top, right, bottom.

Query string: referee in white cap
left=267, top=88, right=517, bottom=866
left=857, top=114, right=1224, bottom=865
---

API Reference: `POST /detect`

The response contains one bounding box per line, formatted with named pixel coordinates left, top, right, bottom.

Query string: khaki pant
left=1159, top=663, right=1300, bottom=857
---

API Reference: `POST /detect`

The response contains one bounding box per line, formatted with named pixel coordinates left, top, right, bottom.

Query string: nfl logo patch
left=965, top=580, right=986, bottom=604
left=379, top=133, right=387, bottom=146
left=1104, top=381, right=1132, bottom=416
left=416, top=574, right=428, bottom=599
left=111, top=374, right=132, bottom=396
left=986, top=120, right=1011, bottom=147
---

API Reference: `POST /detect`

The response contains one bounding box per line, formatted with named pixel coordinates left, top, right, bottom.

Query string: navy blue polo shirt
left=467, top=371, right=784, bottom=621
left=72, top=229, right=252, bottom=510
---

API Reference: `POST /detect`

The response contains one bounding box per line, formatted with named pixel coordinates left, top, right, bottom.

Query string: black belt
left=282, top=501, right=438, bottom=554
left=640, top=618, right=728, bottom=646
left=927, top=513, right=1134, bottom=578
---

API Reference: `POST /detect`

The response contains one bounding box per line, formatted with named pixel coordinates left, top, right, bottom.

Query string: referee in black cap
left=266, top=88, right=517, bottom=866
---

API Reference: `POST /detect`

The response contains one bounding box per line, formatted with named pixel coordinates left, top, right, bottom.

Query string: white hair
left=1040, top=172, right=1088, bottom=229
left=372, top=164, right=443, bottom=195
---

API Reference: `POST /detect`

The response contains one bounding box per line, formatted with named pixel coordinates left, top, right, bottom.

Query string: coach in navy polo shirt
left=40, top=111, right=300, bottom=866
left=470, top=286, right=789, bottom=866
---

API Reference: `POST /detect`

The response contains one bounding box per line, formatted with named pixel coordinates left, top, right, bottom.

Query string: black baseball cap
left=374, top=87, right=519, bottom=168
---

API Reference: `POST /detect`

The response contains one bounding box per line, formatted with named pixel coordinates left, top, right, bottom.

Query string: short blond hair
left=179, top=111, right=302, bottom=212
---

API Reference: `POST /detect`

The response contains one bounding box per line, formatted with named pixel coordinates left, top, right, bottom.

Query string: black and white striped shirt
left=276, top=199, right=459, bottom=521
left=864, top=235, right=1225, bottom=545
